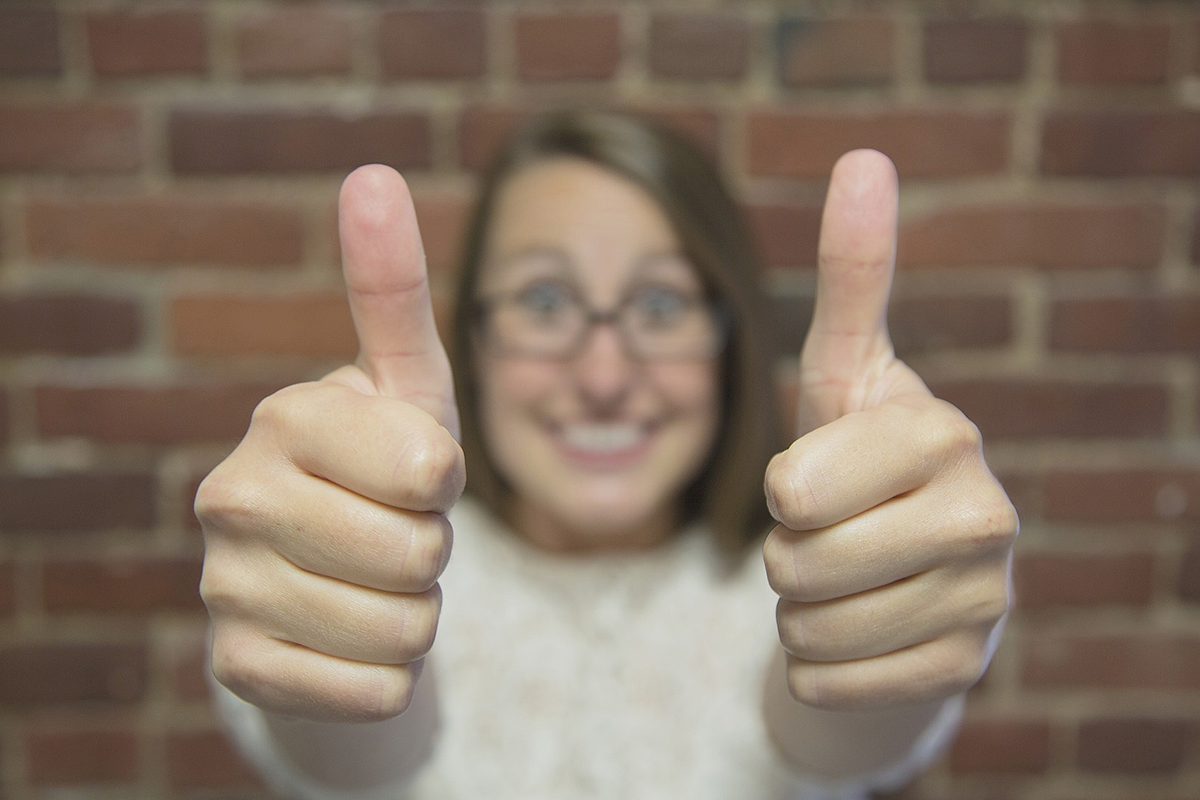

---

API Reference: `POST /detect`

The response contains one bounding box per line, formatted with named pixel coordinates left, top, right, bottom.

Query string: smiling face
left=474, top=157, right=723, bottom=552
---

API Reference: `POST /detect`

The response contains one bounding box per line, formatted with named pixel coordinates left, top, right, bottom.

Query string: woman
left=196, top=111, right=1017, bottom=799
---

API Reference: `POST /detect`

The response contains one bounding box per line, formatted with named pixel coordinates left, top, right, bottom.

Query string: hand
left=762, top=150, right=1017, bottom=711
left=196, top=165, right=464, bottom=722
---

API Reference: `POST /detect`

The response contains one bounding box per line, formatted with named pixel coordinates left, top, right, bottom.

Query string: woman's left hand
left=762, top=149, right=1018, bottom=711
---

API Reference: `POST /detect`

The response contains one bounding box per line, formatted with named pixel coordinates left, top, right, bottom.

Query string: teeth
left=561, top=423, right=643, bottom=453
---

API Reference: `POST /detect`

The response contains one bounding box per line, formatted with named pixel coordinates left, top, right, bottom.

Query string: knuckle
left=371, top=665, right=420, bottom=720
left=775, top=599, right=811, bottom=658
left=764, top=448, right=824, bottom=531
left=959, top=494, right=1020, bottom=557
left=396, top=585, right=442, bottom=662
left=400, top=514, right=453, bottom=590
left=394, top=424, right=466, bottom=511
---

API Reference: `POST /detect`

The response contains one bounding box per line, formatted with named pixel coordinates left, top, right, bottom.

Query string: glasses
left=474, top=280, right=729, bottom=360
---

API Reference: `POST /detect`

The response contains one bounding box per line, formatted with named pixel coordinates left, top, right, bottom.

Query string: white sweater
left=213, top=497, right=962, bottom=800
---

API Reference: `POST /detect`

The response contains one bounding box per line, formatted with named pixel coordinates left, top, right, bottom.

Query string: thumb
left=799, top=149, right=908, bottom=429
left=339, top=164, right=459, bottom=438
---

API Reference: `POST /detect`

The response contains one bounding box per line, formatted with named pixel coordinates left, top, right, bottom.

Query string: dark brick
left=27, top=724, right=139, bottom=785
left=170, top=108, right=431, bottom=174
left=930, top=380, right=1169, bottom=441
left=1043, top=111, right=1200, bottom=177
left=745, top=202, right=822, bottom=270
left=923, top=18, right=1027, bottom=83
left=380, top=9, right=486, bottom=79
left=949, top=717, right=1051, bottom=773
left=777, top=17, right=893, bottom=87
left=167, top=730, right=264, bottom=790
left=1057, top=20, right=1172, bottom=85
left=86, top=9, right=207, bottom=76
left=650, top=13, right=749, bottom=81
left=0, top=294, right=140, bottom=355
left=0, top=642, right=147, bottom=707
left=1015, top=551, right=1155, bottom=607
left=36, top=382, right=286, bottom=446
left=1043, top=468, right=1200, bottom=523
left=514, top=12, right=621, bottom=81
left=0, top=473, right=156, bottom=532
left=0, top=102, right=141, bottom=173
left=1022, top=634, right=1200, bottom=690
left=1077, top=718, right=1194, bottom=772
left=0, top=7, right=61, bottom=75
left=42, top=558, right=204, bottom=614
left=747, top=111, right=1009, bottom=179
left=1181, top=547, right=1200, bottom=603
left=1050, top=295, right=1200, bottom=353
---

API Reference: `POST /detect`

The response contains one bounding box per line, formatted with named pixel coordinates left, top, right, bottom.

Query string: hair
left=448, top=109, right=784, bottom=556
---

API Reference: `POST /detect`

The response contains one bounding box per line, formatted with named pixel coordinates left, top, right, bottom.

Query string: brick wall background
left=1, top=1, right=1198, bottom=798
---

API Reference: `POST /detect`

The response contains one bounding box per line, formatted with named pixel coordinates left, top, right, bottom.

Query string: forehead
left=480, top=157, right=687, bottom=290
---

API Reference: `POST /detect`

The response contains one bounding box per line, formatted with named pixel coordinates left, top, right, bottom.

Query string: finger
left=340, top=164, right=459, bottom=436
left=264, top=473, right=451, bottom=593
left=765, top=396, right=954, bottom=532
left=211, top=623, right=423, bottom=722
left=783, top=632, right=991, bottom=710
left=254, top=382, right=465, bottom=513
left=775, top=561, right=1010, bottom=663
left=801, top=149, right=900, bottom=425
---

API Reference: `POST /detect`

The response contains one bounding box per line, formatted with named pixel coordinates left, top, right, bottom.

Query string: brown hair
left=449, top=110, right=783, bottom=555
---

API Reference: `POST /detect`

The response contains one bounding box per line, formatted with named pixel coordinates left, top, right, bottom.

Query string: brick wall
left=1, top=1, right=1198, bottom=798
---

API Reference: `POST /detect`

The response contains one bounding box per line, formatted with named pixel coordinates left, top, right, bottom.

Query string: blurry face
left=475, top=158, right=722, bottom=552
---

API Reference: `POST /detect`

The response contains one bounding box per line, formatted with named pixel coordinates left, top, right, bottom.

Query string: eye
left=628, top=285, right=694, bottom=327
left=515, top=280, right=577, bottom=320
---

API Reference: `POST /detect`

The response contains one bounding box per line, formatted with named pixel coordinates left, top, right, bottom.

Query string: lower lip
left=552, top=428, right=655, bottom=471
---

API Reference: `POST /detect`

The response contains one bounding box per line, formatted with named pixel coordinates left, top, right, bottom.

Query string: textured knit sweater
left=213, top=496, right=963, bottom=800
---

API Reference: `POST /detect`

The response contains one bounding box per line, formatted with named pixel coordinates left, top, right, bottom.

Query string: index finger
left=339, top=165, right=457, bottom=434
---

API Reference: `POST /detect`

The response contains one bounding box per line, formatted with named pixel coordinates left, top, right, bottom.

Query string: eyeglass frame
left=470, top=286, right=732, bottom=361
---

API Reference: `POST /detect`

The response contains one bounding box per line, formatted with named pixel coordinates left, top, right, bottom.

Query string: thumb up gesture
left=197, top=166, right=464, bottom=722
left=763, top=151, right=1018, bottom=710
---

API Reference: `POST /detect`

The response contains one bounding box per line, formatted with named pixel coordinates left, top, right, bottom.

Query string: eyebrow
left=488, top=245, right=691, bottom=279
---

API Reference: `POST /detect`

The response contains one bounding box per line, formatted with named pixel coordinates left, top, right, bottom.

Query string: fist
left=763, top=151, right=1018, bottom=711
left=197, top=165, right=464, bottom=722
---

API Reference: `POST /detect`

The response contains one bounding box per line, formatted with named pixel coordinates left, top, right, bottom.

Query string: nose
left=571, top=320, right=635, bottom=409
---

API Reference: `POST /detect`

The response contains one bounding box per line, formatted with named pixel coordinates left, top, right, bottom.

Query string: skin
left=475, top=158, right=722, bottom=553
left=195, top=149, right=1017, bottom=785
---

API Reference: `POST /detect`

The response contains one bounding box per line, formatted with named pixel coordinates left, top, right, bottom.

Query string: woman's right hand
left=196, top=165, right=464, bottom=723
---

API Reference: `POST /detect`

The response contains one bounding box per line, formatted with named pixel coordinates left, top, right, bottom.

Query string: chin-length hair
left=448, top=110, right=784, bottom=557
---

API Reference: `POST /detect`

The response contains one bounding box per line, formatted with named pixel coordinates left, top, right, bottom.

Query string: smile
left=553, top=422, right=655, bottom=468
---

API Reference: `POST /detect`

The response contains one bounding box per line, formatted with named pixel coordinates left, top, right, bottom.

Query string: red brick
left=1022, top=633, right=1200, bottom=690
left=746, top=202, right=822, bottom=270
left=42, top=558, right=203, bottom=614
left=772, top=294, right=1011, bottom=358
left=25, top=194, right=305, bottom=268
left=1057, top=20, right=1171, bottom=85
left=170, top=293, right=356, bottom=359
left=746, top=111, right=1009, bottom=180
left=0, top=642, right=147, bottom=707
left=0, top=562, right=14, bottom=618
left=27, top=724, right=139, bottom=785
left=1043, top=468, right=1200, bottom=523
left=1194, top=208, right=1200, bottom=264
left=650, top=13, right=749, bottom=81
left=86, top=9, right=207, bottom=77
left=167, top=729, right=264, bottom=790
left=1043, top=111, right=1200, bottom=177
left=929, top=380, right=1169, bottom=440
left=458, top=105, right=531, bottom=171
left=1050, top=295, right=1200, bottom=353
left=0, top=101, right=141, bottom=173
left=0, top=473, right=156, bottom=532
left=923, top=18, right=1027, bottom=83
left=515, top=12, right=621, bottom=81
left=0, top=294, right=139, bottom=355
left=949, top=717, right=1051, bottom=774
left=236, top=6, right=353, bottom=77
left=170, top=107, right=431, bottom=175
left=36, top=382, right=286, bottom=446
left=638, top=108, right=722, bottom=158
left=0, top=387, right=9, bottom=449
left=777, top=17, right=893, bottom=87
left=0, top=7, right=61, bottom=75
left=900, top=204, right=1166, bottom=270
left=1181, top=547, right=1200, bottom=603
left=1077, top=718, right=1194, bottom=773
left=171, top=632, right=211, bottom=702
left=381, top=9, right=486, bottom=79
left=1015, top=551, right=1155, bottom=607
